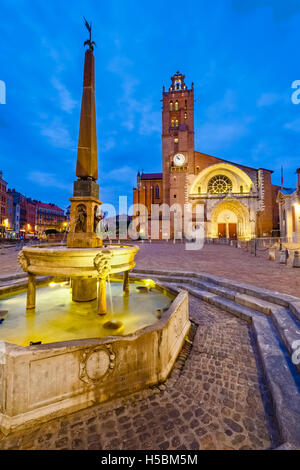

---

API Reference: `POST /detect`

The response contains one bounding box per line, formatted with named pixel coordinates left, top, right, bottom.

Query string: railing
left=189, top=192, right=258, bottom=199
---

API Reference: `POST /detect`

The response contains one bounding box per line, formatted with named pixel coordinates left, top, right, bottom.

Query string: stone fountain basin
left=0, top=285, right=190, bottom=434
left=19, top=244, right=139, bottom=277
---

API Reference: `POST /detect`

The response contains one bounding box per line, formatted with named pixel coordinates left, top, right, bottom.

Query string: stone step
left=270, top=306, right=300, bottom=376
left=132, top=269, right=300, bottom=323
left=132, top=268, right=299, bottom=309
left=171, top=282, right=263, bottom=324
left=252, top=316, right=300, bottom=446
left=134, top=271, right=274, bottom=316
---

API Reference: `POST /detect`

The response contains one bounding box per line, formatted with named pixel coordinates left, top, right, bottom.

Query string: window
left=169, top=101, right=173, bottom=111
left=240, top=186, right=243, bottom=193
left=198, top=186, right=201, bottom=194
left=175, top=119, right=179, bottom=127
left=292, top=206, right=296, bottom=232
left=184, top=112, right=187, bottom=120
left=175, top=101, right=179, bottom=111
left=185, top=100, right=187, bottom=110
left=174, top=137, right=178, bottom=143
left=155, top=185, right=160, bottom=199
left=171, top=119, right=175, bottom=127
left=207, top=175, right=233, bottom=194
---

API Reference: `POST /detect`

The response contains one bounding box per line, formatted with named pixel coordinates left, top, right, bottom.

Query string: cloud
left=107, top=54, right=160, bottom=136
left=51, top=77, right=78, bottom=113
left=197, top=121, right=249, bottom=151
left=231, top=0, right=300, bottom=23
left=257, top=92, right=281, bottom=107
left=27, top=171, right=72, bottom=191
left=38, top=117, right=76, bottom=149
left=284, top=118, right=300, bottom=133
left=101, top=137, right=116, bottom=153
left=206, top=89, right=237, bottom=117
left=106, top=166, right=137, bottom=184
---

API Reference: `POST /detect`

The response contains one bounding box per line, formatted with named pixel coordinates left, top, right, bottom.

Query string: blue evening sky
left=0, top=0, right=300, bottom=213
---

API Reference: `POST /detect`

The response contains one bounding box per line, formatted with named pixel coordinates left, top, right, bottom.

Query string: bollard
left=269, top=248, right=276, bottom=261
left=293, top=251, right=300, bottom=268
left=279, top=250, right=287, bottom=265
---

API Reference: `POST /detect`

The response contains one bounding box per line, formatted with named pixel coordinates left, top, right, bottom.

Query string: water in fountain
left=0, top=279, right=173, bottom=347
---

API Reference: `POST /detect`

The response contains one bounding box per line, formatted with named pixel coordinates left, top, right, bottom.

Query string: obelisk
left=67, top=21, right=102, bottom=251
left=67, top=19, right=102, bottom=302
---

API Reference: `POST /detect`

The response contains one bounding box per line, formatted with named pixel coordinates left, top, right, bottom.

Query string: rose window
left=207, top=175, right=233, bottom=194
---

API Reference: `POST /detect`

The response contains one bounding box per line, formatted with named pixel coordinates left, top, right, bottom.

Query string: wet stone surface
left=0, top=295, right=280, bottom=450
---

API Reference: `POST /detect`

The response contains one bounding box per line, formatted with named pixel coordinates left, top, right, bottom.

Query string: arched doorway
left=209, top=199, right=253, bottom=240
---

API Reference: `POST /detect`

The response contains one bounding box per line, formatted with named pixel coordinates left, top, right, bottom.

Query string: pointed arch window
left=175, top=119, right=179, bottom=127
left=175, top=101, right=179, bottom=111
left=169, top=101, right=173, bottom=111
left=155, top=185, right=160, bottom=199
left=171, top=119, right=175, bottom=127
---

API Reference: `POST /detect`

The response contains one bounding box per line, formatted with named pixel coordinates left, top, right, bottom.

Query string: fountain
left=0, top=21, right=190, bottom=434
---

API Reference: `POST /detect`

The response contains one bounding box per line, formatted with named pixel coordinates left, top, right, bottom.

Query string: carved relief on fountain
left=79, top=344, right=116, bottom=384
left=75, top=204, right=87, bottom=233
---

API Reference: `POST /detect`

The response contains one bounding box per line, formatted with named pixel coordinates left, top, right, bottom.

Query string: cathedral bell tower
left=162, top=72, right=195, bottom=208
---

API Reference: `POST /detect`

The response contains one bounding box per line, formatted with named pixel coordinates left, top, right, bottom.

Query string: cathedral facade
left=133, top=72, right=280, bottom=240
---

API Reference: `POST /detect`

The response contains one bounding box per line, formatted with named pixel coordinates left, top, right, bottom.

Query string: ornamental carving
left=79, top=344, right=116, bottom=384
left=93, top=251, right=112, bottom=279
left=17, top=251, right=29, bottom=272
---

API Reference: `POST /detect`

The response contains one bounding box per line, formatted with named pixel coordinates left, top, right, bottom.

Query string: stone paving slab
left=0, top=295, right=280, bottom=450
left=132, top=243, right=300, bottom=298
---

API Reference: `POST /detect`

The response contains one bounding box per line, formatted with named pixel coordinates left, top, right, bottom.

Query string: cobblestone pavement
left=133, top=243, right=300, bottom=298
left=1, top=242, right=299, bottom=297
left=0, top=295, right=280, bottom=450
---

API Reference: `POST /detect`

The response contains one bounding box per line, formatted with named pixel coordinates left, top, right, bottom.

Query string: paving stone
left=0, top=292, right=280, bottom=450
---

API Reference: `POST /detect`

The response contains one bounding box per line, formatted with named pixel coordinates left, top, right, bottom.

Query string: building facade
left=0, top=171, right=7, bottom=235
left=35, top=202, right=66, bottom=234
left=277, top=169, right=300, bottom=243
left=133, top=72, right=280, bottom=240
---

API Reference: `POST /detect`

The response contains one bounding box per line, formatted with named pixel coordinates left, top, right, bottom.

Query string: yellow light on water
left=144, top=279, right=155, bottom=288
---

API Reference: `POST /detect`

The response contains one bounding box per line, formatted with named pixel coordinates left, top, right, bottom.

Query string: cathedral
left=133, top=72, right=281, bottom=240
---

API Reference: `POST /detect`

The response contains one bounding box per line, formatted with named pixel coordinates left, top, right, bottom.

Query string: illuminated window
left=175, top=119, right=179, bottom=127
left=175, top=101, right=179, bottom=111
left=184, top=112, right=187, bottom=119
left=171, top=119, right=175, bottom=127
left=207, top=175, right=233, bottom=194
left=174, top=137, right=178, bottom=143
left=169, top=101, right=173, bottom=111
left=155, top=185, right=160, bottom=199
left=292, top=206, right=296, bottom=232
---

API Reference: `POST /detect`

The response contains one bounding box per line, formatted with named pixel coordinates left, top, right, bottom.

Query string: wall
left=0, top=290, right=189, bottom=433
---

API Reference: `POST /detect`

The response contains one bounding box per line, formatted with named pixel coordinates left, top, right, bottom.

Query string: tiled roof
left=140, top=173, right=162, bottom=180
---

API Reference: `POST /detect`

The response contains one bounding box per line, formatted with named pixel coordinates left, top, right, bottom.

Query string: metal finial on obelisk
left=83, top=17, right=96, bottom=50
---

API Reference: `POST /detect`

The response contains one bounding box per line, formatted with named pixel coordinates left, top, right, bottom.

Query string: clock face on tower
left=173, top=153, right=186, bottom=167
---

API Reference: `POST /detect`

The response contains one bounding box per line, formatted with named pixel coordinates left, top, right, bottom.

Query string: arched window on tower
left=155, top=185, right=160, bottom=199
left=175, top=119, right=179, bottom=127
left=185, top=100, right=187, bottom=110
left=171, top=119, right=175, bottom=127
left=169, top=101, right=173, bottom=111
left=175, top=101, right=179, bottom=111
